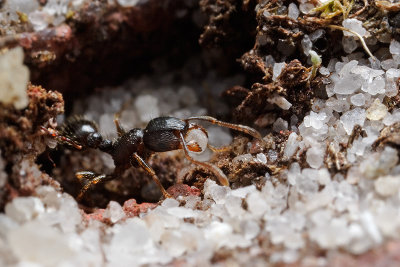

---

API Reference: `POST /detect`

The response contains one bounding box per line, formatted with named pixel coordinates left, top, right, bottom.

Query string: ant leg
left=114, top=99, right=135, bottom=137
left=114, top=113, right=126, bottom=137
left=179, top=132, right=229, bottom=186
left=131, top=153, right=172, bottom=198
left=185, top=115, right=262, bottom=140
left=40, top=126, right=82, bottom=150
left=75, top=171, right=112, bottom=201
left=207, top=144, right=231, bottom=153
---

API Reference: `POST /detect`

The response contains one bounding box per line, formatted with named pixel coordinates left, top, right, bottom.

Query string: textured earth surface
left=2, top=0, right=400, bottom=266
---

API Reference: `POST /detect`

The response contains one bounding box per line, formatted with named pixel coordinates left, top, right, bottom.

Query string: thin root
left=328, top=24, right=376, bottom=61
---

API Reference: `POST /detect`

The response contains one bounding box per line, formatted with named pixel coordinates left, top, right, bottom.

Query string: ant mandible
left=42, top=114, right=262, bottom=200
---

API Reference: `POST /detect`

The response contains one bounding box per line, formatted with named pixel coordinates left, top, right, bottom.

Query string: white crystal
left=284, top=132, right=299, bottom=158
left=342, top=36, right=358, bottom=54
left=265, top=55, right=275, bottom=67
left=267, top=94, right=292, bottom=110
left=309, top=111, right=327, bottom=129
left=381, top=59, right=397, bottom=70
left=263, top=10, right=271, bottom=17
left=374, top=206, right=399, bottom=238
left=386, top=68, right=400, bottom=80
left=232, top=153, right=253, bottom=164
left=161, top=198, right=180, bottom=208
left=204, top=180, right=229, bottom=204
left=339, top=60, right=358, bottom=76
left=160, top=230, right=191, bottom=257
left=0, top=214, right=18, bottom=239
left=247, top=191, right=269, bottom=217
left=352, top=65, right=384, bottom=79
left=350, top=93, right=365, bottom=106
left=326, top=97, right=350, bottom=112
left=319, top=66, right=330, bottom=75
left=167, top=207, right=198, bottom=219
left=106, top=218, right=170, bottom=266
left=288, top=162, right=301, bottom=186
left=178, top=86, right=198, bottom=106
left=310, top=29, right=325, bottom=42
left=28, top=10, right=52, bottom=31
left=8, top=221, right=80, bottom=266
left=134, top=94, right=160, bottom=123
left=317, top=168, right=331, bottom=185
left=360, top=212, right=382, bottom=244
left=241, top=220, right=260, bottom=240
left=386, top=80, right=398, bottom=97
left=103, top=201, right=125, bottom=223
left=204, top=221, right=233, bottom=248
left=333, top=74, right=360, bottom=94
left=207, top=126, right=232, bottom=148
left=342, top=19, right=367, bottom=37
left=256, top=153, right=267, bottom=164
left=273, top=118, right=288, bottom=132
left=268, top=150, right=278, bottom=162
left=306, top=146, right=324, bottom=169
left=309, top=218, right=352, bottom=249
left=230, top=185, right=257, bottom=198
left=99, top=113, right=116, bottom=137
left=301, top=35, right=312, bottom=56
left=296, top=174, right=319, bottom=195
left=390, top=39, right=400, bottom=55
left=383, top=109, right=400, bottom=125
left=362, top=76, right=386, bottom=95
left=288, top=3, right=300, bottom=19
left=117, top=0, right=140, bottom=7
left=299, top=3, right=315, bottom=14
left=5, top=197, right=45, bottom=224
left=310, top=209, right=333, bottom=226
left=340, top=108, right=366, bottom=135
left=273, top=62, right=286, bottom=81
left=360, top=146, right=399, bottom=179
left=224, top=195, right=245, bottom=217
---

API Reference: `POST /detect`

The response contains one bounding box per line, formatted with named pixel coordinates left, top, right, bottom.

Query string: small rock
left=374, top=175, right=400, bottom=197
left=366, top=98, right=388, bottom=121
left=167, top=184, right=201, bottom=198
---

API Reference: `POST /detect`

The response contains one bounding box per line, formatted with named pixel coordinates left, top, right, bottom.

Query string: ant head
left=185, top=123, right=208, bottom=154
left=87, top=132, right=103, bottom=148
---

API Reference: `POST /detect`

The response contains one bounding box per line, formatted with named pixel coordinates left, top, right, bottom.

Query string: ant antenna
left=185, top=116, right=262, bottom=140
left=40, top=126, right=82, bottom=150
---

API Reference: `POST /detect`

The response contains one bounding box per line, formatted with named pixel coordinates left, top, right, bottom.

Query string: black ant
left=42, top=114, right=262, bottom=200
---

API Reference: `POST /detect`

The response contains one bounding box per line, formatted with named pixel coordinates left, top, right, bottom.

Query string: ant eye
left=185, top=128, right=208, bottom=153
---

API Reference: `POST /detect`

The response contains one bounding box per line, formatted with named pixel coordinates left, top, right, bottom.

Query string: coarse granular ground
left=2, top=0, right=400, bottom=266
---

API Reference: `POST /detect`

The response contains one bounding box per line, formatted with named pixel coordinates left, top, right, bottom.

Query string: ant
left=42, top=114, right=262, bottom=200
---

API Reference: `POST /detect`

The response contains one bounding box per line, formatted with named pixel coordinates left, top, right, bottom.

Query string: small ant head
left=87, top=132, right=103, bottom=148
left=185, top=123, right=208, bottom=154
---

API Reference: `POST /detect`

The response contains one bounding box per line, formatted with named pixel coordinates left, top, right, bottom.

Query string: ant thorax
left=184, top=124, right=208, bottom=154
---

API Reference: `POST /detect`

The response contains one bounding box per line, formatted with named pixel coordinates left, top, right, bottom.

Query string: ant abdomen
left=143, top=117, right=186, bottom=152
